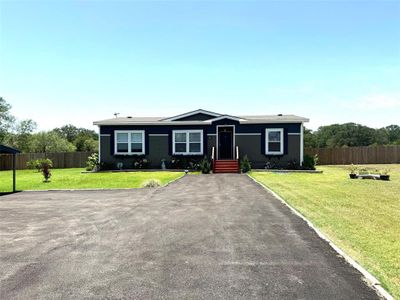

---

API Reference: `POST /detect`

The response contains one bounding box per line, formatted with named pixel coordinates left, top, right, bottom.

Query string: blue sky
left=0, top=0, right=399, bottom=131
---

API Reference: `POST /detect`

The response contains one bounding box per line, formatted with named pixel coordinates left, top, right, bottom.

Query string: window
left=173, top=130, right=203, bottom=155
left=266, top=128, right=284, bottom=155
left=115, top=130, right=145, bottom=154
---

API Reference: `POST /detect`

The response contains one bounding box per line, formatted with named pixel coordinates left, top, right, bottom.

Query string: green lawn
left=0, top=168, right=184, bottom=192
left=250, top=165, right=400, bottom=299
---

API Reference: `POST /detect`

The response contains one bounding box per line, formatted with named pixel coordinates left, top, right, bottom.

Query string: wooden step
left=214, top=160, right=239, bottom=173
left=214, top=170, right=238, bottom=173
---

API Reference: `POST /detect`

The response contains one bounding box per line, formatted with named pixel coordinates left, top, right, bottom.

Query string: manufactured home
left=94, top=109, right=308, bottom=172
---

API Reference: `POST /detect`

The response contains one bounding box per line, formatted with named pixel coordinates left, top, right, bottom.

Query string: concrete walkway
left=0, top=174, right=379, bottom=299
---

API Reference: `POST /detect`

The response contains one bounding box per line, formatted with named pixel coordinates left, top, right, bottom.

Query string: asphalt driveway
left=0, top=174, right=379, bottom=299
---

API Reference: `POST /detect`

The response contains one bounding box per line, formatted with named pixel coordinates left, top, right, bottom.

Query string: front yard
left=0, top=168, right=184, bottom=192
left=250, top=164, right=400, bottom=299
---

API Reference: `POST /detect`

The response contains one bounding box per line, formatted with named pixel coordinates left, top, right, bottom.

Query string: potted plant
left=380, top=168, right=390, bottom=181
left=348, top=164, right=358, bottom=179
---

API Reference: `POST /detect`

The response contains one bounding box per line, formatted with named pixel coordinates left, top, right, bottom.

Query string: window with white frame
left=173, top=130, right=203, bottom=155
left=265, top=128, right=284, bottom=155
left=115, top=130, right=145, bottom=154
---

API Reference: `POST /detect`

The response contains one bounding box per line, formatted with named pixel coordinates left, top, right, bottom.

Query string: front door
left=218, top=127, right=234, bottom=159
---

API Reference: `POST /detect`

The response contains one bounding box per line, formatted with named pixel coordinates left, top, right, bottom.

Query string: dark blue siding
left=100, top=123, right=301, bottom=157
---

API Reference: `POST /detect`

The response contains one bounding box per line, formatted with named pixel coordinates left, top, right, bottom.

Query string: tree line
left=2, top=97, right=399, bottom=152
left=304, top=123, right=400, bottom=148
left=0, top=97, right=98, bottom=153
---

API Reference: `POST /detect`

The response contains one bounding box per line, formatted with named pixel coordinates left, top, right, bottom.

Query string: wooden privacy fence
left=305, top=145, right=400, bottom=165
left=0, top=151, right=94, bottom=170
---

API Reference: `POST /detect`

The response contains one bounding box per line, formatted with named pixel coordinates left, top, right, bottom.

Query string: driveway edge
left=247, top=174, right=393, bottom=300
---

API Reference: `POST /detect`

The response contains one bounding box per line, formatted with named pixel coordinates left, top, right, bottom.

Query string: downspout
left=300, top=123, right=304, bottom=166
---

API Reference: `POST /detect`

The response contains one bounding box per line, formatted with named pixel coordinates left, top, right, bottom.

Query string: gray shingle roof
left=93, top=110, right=308, bottom=125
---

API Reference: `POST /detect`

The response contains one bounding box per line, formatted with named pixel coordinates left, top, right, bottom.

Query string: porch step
left=214, top=160, right=239, bottom=173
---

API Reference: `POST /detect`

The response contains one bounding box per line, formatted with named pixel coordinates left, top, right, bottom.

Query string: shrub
left=170, top=156, right=201, bottom=170
left=132, top=156, right=150, bottom=169
left=85, top=153, right=99, bottom=171
left=265, top=157, right=280, bottom=169
left=26, top=159, right=40, bottom=171
left=27, top=158, right=53, bottom=172
left=303, top=154, right=318, bottom=170
left=199, top=156, right=211, bottom=174
left=141, top=179, right=161, bottom=188
left=240, top=155, right=251, bottom=173
left=287, top=159, right=299, bottom=170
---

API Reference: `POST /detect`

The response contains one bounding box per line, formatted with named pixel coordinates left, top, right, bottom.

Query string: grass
left=249, top=164, right=400, bottom=299
left=0, top=168, right=184, bottom=192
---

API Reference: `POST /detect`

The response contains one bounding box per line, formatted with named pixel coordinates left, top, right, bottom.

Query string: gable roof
left=93, top=110, right=309, bottom=126
left=205, top=115, right=244, bottom=123
left=161, top=109, right=221, bottom=121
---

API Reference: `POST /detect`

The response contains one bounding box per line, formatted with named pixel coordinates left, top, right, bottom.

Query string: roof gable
left=205, top=115, right=244, bottom=123
left=162, top=109, right=221, bottom=121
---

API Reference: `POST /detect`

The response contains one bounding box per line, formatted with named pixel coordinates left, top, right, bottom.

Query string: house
left=93, top=109, right=309, bottom=172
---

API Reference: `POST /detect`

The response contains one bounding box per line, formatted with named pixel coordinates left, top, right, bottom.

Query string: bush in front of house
left=132, top=156, right=150, bottom=169
left=240, top=155, right=252, bottom=173
left=141, top=179, right=161, bottom=188
left=199, top=156, right=211, bottom=174
left=287, top=159, right=299, bottom=170
left=170, top=156, right=201, bottom=170
left=303, top=154, right=318, bottom=170
left=265, top=157, right=281, bottom=169
left=85, top=153, right=100, bottom=171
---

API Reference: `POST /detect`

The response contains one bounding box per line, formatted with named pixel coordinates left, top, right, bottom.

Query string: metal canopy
left=0, top=145, right=20, bottom=193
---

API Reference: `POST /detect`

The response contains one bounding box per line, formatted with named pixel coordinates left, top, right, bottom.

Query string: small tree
left=240, top=155, right=251, bottom=173
left=38, top=159, right=53, bottom=182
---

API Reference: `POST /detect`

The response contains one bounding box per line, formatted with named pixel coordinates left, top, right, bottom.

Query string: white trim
left=288, top=132, right=300, bottom=136
left=248, top=174, right=393, bottom=300
left=162, top=109, right=221, bottom=121
left=98, top=127, right=101, bottom=163
left=216, top=125, right=235, bottom=160
left=114, top=130, right=145, bottom=155
left=207, top=133, right=217, bottom=136
left=172, top=130, right=203, bottom=155
left=265, top=128, right=284, bottom=155
left=205, top=115, right=243, bottom=123
left=235, top=133, right=261, bottom=136
left=300, top=123, right=304, bottom=166
left=100, top=134, right=111, bottom=137
left=148, top=134, right=168, bottom=137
